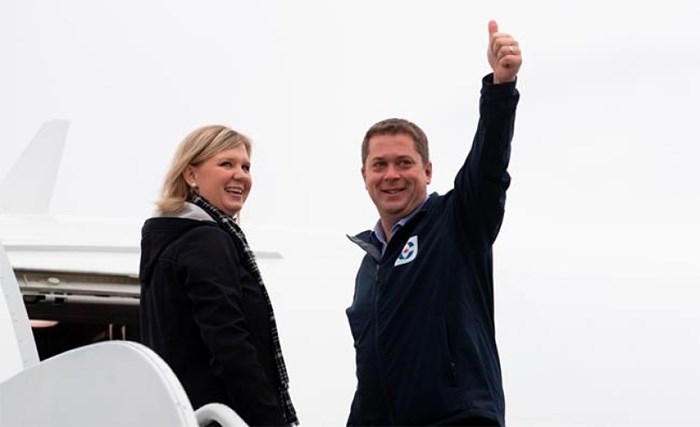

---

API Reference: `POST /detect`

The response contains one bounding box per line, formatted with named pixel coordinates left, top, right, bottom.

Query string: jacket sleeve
left=452, top=73, right=520, bottom=249
left=179, top=227, right=287, bottom=426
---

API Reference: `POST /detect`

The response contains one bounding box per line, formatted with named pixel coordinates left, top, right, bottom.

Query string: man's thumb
left=488, top=20, right=498, bottom=35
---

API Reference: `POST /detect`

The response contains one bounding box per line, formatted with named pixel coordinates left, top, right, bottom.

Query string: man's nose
left=383, top=165, right=400, bottom=180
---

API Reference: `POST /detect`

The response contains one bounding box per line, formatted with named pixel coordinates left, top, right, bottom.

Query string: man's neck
left=377, top=194, right=431, bottom=243
left=380, top=218, right=397, bottom=242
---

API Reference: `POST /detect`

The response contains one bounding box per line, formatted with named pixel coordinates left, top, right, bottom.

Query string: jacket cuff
left=481, top=73, right=518, bottom=96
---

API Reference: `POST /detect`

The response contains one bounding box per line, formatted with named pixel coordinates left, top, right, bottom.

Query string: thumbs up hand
left=487, top=20, right=522, bottom=84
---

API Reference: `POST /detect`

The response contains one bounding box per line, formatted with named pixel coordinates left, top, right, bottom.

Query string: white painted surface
left=0, top=341, right=199, bottom=426
left=0, top=240, right=38, bottom=384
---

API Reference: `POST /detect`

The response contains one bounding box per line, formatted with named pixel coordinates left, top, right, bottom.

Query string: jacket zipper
left=373, top=262, right=395, bottom=423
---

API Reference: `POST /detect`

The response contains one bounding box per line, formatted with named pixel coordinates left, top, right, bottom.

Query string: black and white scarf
left=191, top=195, right=299, bottom=426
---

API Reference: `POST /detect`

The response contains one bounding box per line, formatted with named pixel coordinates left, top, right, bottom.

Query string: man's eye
left=242, top=164, right=251, bottom=172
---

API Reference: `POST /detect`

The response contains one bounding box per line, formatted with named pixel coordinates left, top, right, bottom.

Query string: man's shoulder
left=410, top=192, right=444, bottom=223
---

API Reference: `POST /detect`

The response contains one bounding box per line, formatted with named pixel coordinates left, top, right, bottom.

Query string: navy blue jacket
left=346, top=75, right=519, bottom=426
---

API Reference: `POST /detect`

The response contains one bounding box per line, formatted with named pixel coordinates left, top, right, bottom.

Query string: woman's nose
left=231, top=166, right=246, bottom=179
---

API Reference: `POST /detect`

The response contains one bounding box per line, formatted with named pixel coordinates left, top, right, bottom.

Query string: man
left=346, top=20, right=521, bottom=426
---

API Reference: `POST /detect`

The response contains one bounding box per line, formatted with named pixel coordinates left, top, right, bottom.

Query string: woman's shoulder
left=175, top=223, right=240, bottom=258
left=142, top=218, right=232, bottom=253
left=174, top=225, right=245, bottom=277
left=176, top=221, right=231, bottom=244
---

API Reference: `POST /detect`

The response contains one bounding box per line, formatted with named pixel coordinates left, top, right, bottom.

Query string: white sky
left=2, top=1, right=700, bottom=426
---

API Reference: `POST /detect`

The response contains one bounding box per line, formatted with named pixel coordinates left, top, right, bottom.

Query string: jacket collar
left=347, top=192, right=438, bottom=260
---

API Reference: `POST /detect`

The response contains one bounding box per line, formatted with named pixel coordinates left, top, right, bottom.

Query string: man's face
left=362, top=133, right=432, bottom=226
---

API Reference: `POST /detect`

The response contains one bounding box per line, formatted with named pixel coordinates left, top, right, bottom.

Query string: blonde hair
left=157, top=125, right=252, bottom=214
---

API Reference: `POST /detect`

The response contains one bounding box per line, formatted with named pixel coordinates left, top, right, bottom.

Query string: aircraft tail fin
left=0, top=120, right=70, bottom=214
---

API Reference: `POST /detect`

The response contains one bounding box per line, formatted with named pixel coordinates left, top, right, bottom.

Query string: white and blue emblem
left=394, top=235, right=418, bottom=266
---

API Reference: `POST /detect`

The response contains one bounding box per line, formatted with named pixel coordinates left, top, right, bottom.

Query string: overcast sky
left=2, top=1, right=700, bottom=426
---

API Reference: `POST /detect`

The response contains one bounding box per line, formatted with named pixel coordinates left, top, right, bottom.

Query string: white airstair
left=0, top=241, right=247, bottom=427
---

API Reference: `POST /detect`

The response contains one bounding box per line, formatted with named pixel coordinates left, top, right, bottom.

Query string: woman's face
left=186, top=145, right=252, bottom=216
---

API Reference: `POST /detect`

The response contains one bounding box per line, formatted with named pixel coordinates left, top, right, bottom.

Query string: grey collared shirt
left=371, top=195, right=429, bottom=257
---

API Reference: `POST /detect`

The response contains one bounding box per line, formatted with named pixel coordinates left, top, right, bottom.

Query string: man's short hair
left=361, top=118, right=429, bottom=166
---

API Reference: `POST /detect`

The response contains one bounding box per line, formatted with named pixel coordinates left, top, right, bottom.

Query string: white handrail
left=195, top=402, right=249, bottom=427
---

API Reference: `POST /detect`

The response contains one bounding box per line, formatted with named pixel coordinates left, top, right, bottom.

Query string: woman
left=139, top=125, right=298, bottom=426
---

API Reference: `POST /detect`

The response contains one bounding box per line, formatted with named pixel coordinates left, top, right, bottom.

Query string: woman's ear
left=184, top=165, right=196, bottom=187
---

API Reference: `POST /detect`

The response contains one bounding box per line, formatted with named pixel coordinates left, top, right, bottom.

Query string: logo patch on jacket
left=395, top=235, right=418, bottom=266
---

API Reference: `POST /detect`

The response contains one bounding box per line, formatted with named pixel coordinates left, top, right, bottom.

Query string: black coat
left=139, top=216, right=287, bottom=426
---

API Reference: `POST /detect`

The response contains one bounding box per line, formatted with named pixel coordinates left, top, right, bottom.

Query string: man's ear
left=361, top=166, right=368, bottom=189
left=425, top=161, right=433, bottom=185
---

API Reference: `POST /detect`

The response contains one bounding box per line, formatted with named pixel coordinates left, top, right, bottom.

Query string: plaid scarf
left=191, top=195, right=299, bottom=425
